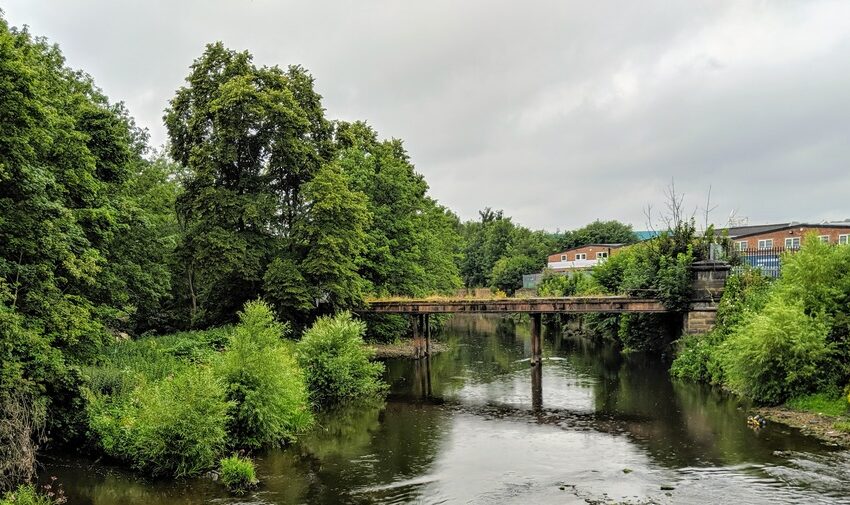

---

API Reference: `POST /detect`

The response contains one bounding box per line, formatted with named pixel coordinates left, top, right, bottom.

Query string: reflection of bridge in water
left=366, top=296, right=671, bottom=412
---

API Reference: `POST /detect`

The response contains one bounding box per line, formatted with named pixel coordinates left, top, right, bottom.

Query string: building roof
left=634, top=230, right=660, bottom=241
left=718, top=220, right=850, bottom=239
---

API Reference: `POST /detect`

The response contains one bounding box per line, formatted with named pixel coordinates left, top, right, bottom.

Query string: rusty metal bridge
left=362, top=296, right=670, bottom=365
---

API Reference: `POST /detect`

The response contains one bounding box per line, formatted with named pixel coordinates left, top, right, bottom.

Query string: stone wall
left=684, top=260, right=731, bottom=335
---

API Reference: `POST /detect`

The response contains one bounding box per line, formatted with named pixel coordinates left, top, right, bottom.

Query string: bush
left=218, top=455, right=257, bottom=495
left=0, top=483, right=63, bottom=505
left=719, top=297, right=836, bottom=404
left=537, top=271, right=599, bottom=297
left=296, top=312, right=386, bottom=406
left=671, top=268, right=772, bottom=383
left=86, top=366, right=230, bottom=477
left=218, top=300, right=312, bottom=448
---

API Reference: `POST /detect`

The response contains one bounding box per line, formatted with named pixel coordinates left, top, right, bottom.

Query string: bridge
left=363, top=260, right=732, bottom=366
left=364, top=296, right=669, bottom=365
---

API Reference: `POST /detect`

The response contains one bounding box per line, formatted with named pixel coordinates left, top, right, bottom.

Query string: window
left=819, top=235, right=830, bottom=243
left=840, top=234, right=849, bottom=245
left=736, top=240, right=748, bottom=251
left=575, top=253, right=587, bottom=260
left=596, top=251, right=608, bottom=259
left=560, top=255, right=567, bottom=261
left=785, top=237, right=801, bottom=249
left=757, top=239, right=773, bottom=250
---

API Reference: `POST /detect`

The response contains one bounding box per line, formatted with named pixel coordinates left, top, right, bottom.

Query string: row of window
left=736, top=234, right=850, bottom=251
left=559, top=251, right=609, bottom=261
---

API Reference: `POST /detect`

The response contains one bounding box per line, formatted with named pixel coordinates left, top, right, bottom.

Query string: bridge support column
left=684, top=260, right=731, bottom=335
left=425, top=313, right=431, bottom=356
left=530, top=313, right=542, bottom=366
left=411, top=314, right=422, bottom=359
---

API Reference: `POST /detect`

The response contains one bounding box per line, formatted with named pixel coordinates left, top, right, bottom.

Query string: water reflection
left=41, top=314, right=850, bottom=504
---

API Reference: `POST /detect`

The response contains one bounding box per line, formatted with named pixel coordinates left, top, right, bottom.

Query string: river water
left=41, top=315, right=850, bottom=504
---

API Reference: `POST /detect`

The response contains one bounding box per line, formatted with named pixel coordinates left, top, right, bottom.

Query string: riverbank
left=756, top=406, right=850, bottom=448
left=369, top=339, right=449, bottom=359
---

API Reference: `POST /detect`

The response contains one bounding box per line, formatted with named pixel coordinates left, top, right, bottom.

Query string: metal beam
left=364, top=296, right=668, bottom=314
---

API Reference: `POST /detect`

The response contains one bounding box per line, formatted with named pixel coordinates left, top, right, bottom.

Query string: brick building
left=546, top=243, right=624, bottom=271
left=723, top=221, right=850, bottom=250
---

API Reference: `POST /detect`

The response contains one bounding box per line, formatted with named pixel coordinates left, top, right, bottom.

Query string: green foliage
left=673, top=235, right=850, bottom=404
left=166, top=45, right=460, bottom=327
left=338, top=125, right=462, bottom=299
left=458, top=208, right=553, bottom=288
left=719, top=297, right=836, bottom=404
left=0, top=484, right=60, bottom=505
left=218, top=455, right=257, bottom=495
left=296, top=312, right=386, bottom=406
left=0, top=14, right=180, bottom=445
left=218, top=300, right=312, bottom=448
left=671, top=268, right=772, bottom=383
left=786, top=392, right=848, bottom=417
left=489, top=255, right=539, bottom=294
left=553, top=220, right=638, bottom=251
left=86, top=366, right=230, bottom=477
left=537, top=271, right=599, bottom=297
left=297, top=163, right=370, bottom=310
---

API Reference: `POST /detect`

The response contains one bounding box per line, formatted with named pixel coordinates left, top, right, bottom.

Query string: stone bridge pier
left=683, top=260, right=731, bottom=335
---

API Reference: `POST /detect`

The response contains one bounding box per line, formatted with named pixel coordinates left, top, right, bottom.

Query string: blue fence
left=732, top=246, right=788, bottom=278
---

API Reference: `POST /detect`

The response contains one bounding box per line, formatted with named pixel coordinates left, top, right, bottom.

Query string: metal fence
left=729, top=246, right=792, bottom=278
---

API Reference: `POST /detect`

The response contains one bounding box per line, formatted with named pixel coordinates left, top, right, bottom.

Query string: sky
left=3, top=1, right=850, bottom=231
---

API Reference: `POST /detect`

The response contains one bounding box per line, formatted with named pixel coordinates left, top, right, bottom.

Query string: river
left=40, top=315, right=850, bottom=504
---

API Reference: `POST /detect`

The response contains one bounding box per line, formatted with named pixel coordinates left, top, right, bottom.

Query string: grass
left=833, top=421, right=850, bottom=433
left=219, top=455, right=257, bottom=494
left=786, top=392, right=849, bottom=417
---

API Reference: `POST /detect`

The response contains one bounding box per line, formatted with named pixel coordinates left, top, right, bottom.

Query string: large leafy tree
left=297, top=163, right=370, bottom=310
left=458, top=208, right=553, bottom=289
left=0, top=16, right=177, bottom=440
left=336, top=121, right=461, bottom=298
left=165, top=43, right=333, bottom=326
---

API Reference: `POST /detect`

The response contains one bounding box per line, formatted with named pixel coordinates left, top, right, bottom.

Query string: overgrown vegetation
left=0, top=12, right=448, bottom=488
left=296, top=312, right=386, bottom=406
left=219, top=301, right=312, bottom=448
left=672, top=235, right=850, bottom=405
left=218, top=455, right=258, bottom=495
left=0, top=482, right=64, bottom=505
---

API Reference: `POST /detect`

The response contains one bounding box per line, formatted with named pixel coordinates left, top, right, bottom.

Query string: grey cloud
left=4, top=0, right=849, bottom=230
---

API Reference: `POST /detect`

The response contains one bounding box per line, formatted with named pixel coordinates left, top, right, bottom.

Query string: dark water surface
left=41, top=315, right=850, bottom=504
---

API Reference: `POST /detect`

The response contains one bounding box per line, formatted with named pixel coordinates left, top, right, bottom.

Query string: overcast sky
left=4, top=1, right=850, bottom=231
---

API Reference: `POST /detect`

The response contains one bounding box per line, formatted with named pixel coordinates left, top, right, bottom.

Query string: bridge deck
left=364, top=296, right=668, bottom=314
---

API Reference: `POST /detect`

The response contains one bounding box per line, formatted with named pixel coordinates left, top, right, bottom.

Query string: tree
left=489, top=255, right=540, bottom=294
left=297, top=163, right=370, bottom=311
left=0, top=16, right=177, bottom=450
left=165, top=43, right=331, bottom=326
left=553, top=220, right=637, bottom=252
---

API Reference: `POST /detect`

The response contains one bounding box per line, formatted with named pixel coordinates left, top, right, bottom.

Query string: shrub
left=537, top=271, right=599, bottom=297
left=671, top=268, right=772, bottom=383
left=218, top=455, right=257, bottom=495
left=218, top=300, right=312, bottom=448
left=86, top=366, right=230, bottom=477
left=296, top=312, right=386, bottom=406
left=0, top=484, right=62, bottom=505
left=719, top=297, right=836, bottom=404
